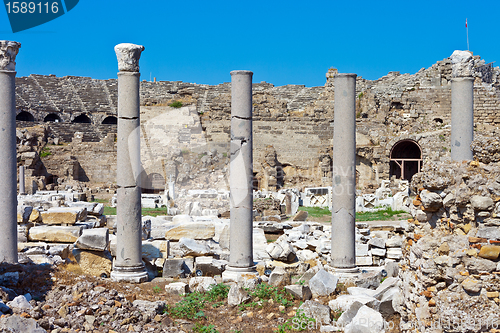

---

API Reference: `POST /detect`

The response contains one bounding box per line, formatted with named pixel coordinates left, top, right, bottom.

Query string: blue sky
left=1, top=0, right=499, bottom=87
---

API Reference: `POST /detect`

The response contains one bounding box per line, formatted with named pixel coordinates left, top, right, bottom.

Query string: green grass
left=40, top=147, right=51, bottom=158
left=91, top=198, right=108, bottom=204
left=297, top=206, right=410, bottom=222
left=103, top=206, right=116, bottom=215
left=103, top=206, right=170, bottom=216
left=356, top=207, right=409, bottom=222
left=298, top=206, right=331, bottom=217
left=164, top=284, right=229, bottom=320
left=169, top=101, right=183, bottom=108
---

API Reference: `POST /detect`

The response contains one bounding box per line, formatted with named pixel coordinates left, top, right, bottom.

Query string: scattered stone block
left=189, top=277, right=217, bottom=293
left=165, top=282, right=189, bottom=295
left=368, top=237, right=386, bottom=249
left=344, top=305, right=385, bottom=333
left=285, top=285, right=312, bottom=300
left=162, top=258, right=193, bottom=278
left=72, top=249, right=113, bottom=278
left=0, top=316, right=45, bottom=333
left=309, top=269, right=338, bottom=297
left=329, top=295, right=380, bottom=314
left=228, top=285, right=251, bottom=307
left=41, top=207, right=86, bottom=225
left=356, top=243, right=369, bottom=256
left=298, top=300, right=331, bottom=324
left=419, top=190, right=443, bottom=212
left=354, top=271, right=382, bottom=289
left=29, top=225, right=82, bottom=243
left=194, top=256, right=226, bottom=276
left=164, top=222, right=215, bottom=240
left=75, top=228, right=109, bottom=251
left=293, top=210, right=308, bottom=221
left=370, top=248, right=386, bottom=257
left=386, top=248, right=403, bottom=260
left=266, top=236, right=296, bottom=262
left=336, top=301, right=364, bottom=327
left=356, top=256, right=373, bottom=266
left=269, top=267, right=291, bottom=287
left=7, top=295, right=32, bottom=310
left=178, top=238, right=211, bottom=257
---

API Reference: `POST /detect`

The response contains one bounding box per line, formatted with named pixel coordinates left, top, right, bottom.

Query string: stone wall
left=396, top=154, right=500, bottom=332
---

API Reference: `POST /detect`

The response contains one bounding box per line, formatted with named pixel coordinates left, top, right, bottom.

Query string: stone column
left=451, top=77, right=474, bottom=161
left=111, top=43, right=148, bottom=283
left=223, top=70, right=257, bottom=282
left=331, top=73, right=358, bottom=271
left=19, top=166, right=25, bottom=195
left=0, top=41, right=20, bottom=263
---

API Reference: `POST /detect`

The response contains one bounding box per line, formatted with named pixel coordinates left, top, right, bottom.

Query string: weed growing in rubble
left=276, top=310, right=316, bottom=332
left=152, top=285, right=162, bottom=293
left=164, top=284, right=229, bottom=319
left=297, top=206, right=331, bottom=218
left=40, top=147, right=51, bottom=158
left=169, top=100, right=183, bottom=108
left=248, top=284, right=294, bottom=308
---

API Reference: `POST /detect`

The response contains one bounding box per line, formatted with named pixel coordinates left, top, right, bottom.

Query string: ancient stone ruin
left=1, top=39, right=500, bottom=332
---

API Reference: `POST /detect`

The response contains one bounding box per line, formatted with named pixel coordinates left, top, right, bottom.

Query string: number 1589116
left=5, top=2, right=59, bottom=14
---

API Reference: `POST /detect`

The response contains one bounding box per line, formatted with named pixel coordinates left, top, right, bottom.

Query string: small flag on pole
left=466, top=18, right=468, bottom=28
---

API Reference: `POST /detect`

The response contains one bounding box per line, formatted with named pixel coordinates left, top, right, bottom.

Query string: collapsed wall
left=397, top=132, right=500, bottom=332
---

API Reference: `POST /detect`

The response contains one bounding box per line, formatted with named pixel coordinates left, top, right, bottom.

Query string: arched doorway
left=102, top=116, right=117, bottom=125
left=72, top=114, right=92, bottom=124
left=44, top=113, right=62, bottom=122
left=390, top=140, right=422, bottom=182
left=16, top=111, right=34, bottom=121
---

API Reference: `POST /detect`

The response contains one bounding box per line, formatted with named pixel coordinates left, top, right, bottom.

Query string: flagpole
left=466, top=18, right=469, bottom=51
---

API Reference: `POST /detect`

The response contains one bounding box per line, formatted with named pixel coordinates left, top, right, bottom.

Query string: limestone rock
left=451, top=50, right=473, bottom=77
left=269, top=267, right=291, bottom=287
left=471, top=195, right=494, bottom=211
left=72, top=249, right=112, bottom=278
left=194, top=256, right=226, bottom=276
left=368, top=237, right=386, bottom=249
left=478, top=245, right=500, bottom=260
left=293, top=210, right=308, bottom=221
left=188, top=277, right=217, bottom=293
left=461, top=277, right=482, bottom=293
left=7, top=295, right=33, bottom=310
left=133, top=300, right=166, bottom=314
left=298, top=300, right=331, bottom=324
left=329, top=294, right=380, bottom=313
left=28, top=225, right=82, bottom=243
left=162, top=258, right=193, bottom=278
left=266, top=236, right=296, bottom=262
left=285, top=285, right=312, bottom=300
left=344, top=305, right=386, bottom=333
left=165, top=282, right=188, bottom=295
left=309, top=269, right=338, bottom=297
left=385, top=236, right=403, bottom=248
left=0, top=315, right=46, bottom=333
left=41, top=207, right=86, bottom=225
left=419, top=190, right=442, bottom=212
left=227, top=285, right=251, bottom=307
left=164, top=222, right=215, bottom=240
left=477, top=226, right=500, bottom=240
left=337, top=301, right=364, bottom=327
left=178, top=238, right=211, bottom=257
left=75, top=228, right=109, bottom=251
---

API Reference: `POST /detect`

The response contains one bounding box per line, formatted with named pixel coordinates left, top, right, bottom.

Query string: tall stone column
left=19, top=166, right=25, bottom=195
left=111, top=43, right=148, bottom=283
left=223, top=70, right=257, bottom=282
left=331, top=73, right=358, bottom=271
left=451, top=77, right=474, bottom=161
left=0, top=41, right=20, bottom=263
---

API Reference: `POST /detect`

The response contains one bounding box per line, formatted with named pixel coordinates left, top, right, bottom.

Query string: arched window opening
left=389, top=140, right=423, bottom=182
left=16, top=111, right=34, bottom=121
left=44, top=113, right=62, bottom=122
left=102, top=116, right=117, bottom=125
left=72, top=114, right=91, bottom=124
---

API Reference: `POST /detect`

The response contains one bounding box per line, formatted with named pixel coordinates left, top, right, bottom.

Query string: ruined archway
left=44, top=113, right=62, bottom=122
left=16, top=111, right=34, bottom=121
left=72, top=114, right=92, bottom=124
left=102, top=116, right=117, bottom=125
left=389, top=139, right=422, bottom=182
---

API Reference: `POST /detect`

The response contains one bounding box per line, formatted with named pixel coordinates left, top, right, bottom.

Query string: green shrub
left=169, top=101, right=183, bottom=108
left=40, top=147, right=51, bottom=158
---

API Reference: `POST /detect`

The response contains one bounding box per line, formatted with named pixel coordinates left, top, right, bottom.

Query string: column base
left=222, top=265, right=259, bottom=283
left=333, top=267, right=360, bottom=274
left=111, top=265, right=148, bottom=283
